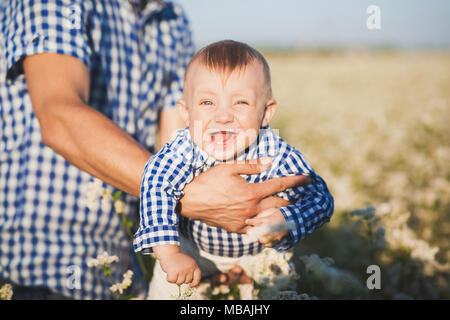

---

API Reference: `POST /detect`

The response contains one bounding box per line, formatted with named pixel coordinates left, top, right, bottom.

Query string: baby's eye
left=235, top=100, right=249, bottom=105
left=200, top=100, right=213, bottom=106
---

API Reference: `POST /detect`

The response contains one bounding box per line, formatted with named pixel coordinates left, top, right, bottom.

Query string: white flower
left=173, top=286, right=197, bottom=300
left=85, top=178, right=116, bottom=212
left=219, top=284, right=230, bottom=295
left=87, top=251, right=120, bottom=268
left=101, top=189, right=112, bottom=211
left=299, top=254, right=364, bottom=295
left=246, top=221, right=296, bottom=242
left=0, top=283, right=13, bottom=300
left=86, top=178, right=104, bottom=211
left=238, top=284, right=254, bottom=300
left=239, top=248, right=299, bottom=299
left=114, top=199, right=126, bottom=215
left=110, top=270, right=133, bottom=295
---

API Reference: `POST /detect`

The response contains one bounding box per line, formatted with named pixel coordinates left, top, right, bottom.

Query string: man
left=0, top=0, right=310, bottom=299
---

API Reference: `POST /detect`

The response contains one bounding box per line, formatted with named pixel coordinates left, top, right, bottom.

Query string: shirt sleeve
left=133, top=134, right=194, bottom=254
left=274, top=150, right=335, bottom=251
left=0, top=0, right=92, bottom=82
left=159, top=2, right=194, bottom=111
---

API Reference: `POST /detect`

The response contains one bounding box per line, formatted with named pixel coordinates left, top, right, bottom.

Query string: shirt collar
left=237, top=125, right=279, bottom=161
left=128, top=0, right=167, bottom=20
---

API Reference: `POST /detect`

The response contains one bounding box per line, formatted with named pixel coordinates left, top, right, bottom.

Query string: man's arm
left=24, top=53, right=150, bottom=197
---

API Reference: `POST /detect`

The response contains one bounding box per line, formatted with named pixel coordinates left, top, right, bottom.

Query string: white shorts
left=147, top=235, right=258, bottom=300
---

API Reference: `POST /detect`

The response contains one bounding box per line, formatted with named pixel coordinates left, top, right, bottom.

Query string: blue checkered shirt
left=134, top=127, right=334, bottom=258
left=0, top=0, right=193, bottom=299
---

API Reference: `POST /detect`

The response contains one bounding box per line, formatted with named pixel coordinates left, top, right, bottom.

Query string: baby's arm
left=134, top=130, right=201, bottom=286
left=153, top=245, right=201, bottom=287
left=276, top=174, right=334, bottom=250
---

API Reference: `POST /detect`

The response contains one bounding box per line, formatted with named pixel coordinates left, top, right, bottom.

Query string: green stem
left=366, top=219, right=376, bottom=262
left=121, top=214, right=150, bottom=280
left=104, top=263, right=120, bottom=299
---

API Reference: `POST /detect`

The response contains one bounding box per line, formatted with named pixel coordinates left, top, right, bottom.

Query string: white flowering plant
left=85, top=179, right=154, bottom=299
left=87, top=251, right=136, bottom=299
left=0, top=283, right=13, bottom=300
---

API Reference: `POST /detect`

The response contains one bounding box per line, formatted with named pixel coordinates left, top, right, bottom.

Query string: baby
left=133, top=40, right=334, bottom=299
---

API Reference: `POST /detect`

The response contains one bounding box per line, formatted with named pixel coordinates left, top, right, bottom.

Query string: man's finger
left=238, top=225, right=252, bottom=234
left=251, top=208, right=278, bottom=220
left=245, top=217, right=266, bottom=226
left=223, top=157, right=273, bottom=175
left=255, top=175, right=312, bottom=199
left=256, top=196, right=291, bottom=212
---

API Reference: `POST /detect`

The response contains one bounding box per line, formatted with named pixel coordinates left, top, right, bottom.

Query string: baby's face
left=178, top=60, right=276, bottom=161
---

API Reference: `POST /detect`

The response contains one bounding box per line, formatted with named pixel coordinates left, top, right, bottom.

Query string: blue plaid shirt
left=134, top=127, right=334, bottom=258
left=0, top=0, right=193, bottom=299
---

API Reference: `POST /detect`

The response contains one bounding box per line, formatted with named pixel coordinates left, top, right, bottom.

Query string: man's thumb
left=227, top=157, right=272, bottom=175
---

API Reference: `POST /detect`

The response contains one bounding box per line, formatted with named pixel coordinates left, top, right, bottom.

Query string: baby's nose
left=214, top=106, right=234, bottom=123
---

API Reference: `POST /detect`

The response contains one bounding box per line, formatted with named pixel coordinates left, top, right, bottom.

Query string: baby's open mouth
left=209, top=130, right=237, bottom=148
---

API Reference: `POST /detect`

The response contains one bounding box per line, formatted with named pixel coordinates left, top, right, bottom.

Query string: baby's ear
left=177, top=99, right=190, bottom=126
left=262, top=99, right=277, bottom=127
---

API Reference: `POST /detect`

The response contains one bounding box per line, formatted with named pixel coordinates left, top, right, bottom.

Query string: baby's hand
left=154, top=245, right=202, bottom=287
left=246, top=208, right=290, bottom=248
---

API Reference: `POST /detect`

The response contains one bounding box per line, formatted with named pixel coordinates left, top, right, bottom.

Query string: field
left=263, top=50, right=450, bottom=299
left=3, top=50, right=447, bottom=301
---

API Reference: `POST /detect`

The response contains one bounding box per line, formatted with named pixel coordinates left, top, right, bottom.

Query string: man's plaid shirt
left=0, top=0, right=193, bottom=299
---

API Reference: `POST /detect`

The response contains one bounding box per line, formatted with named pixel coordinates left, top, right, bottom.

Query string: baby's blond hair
left=184, top=40, right=272, bottom=97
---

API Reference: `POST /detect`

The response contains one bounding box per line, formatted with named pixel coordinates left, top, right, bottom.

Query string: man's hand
left=179, top=157, right=311, bottom=233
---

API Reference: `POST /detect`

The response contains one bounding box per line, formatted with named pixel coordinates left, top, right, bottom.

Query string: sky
left=179, top=0, right=450, bottom=49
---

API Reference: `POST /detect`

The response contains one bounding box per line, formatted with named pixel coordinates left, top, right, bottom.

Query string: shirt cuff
left=133, top=224, right=180, bottom=254
left=277, top=205, right=305, bottom=250
left=4, top=30, right=92, bottom=82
